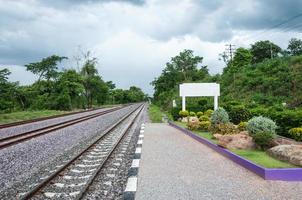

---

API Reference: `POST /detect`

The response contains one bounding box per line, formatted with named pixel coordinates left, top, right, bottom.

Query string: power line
left=244, top=12, right=302, bottom=40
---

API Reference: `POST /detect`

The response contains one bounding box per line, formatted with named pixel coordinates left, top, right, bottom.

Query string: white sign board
left=179, top=83, right=220, bottom=111
left=180, top=83, right=220, bottom=97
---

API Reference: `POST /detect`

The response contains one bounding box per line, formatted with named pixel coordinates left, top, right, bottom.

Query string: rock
left=271, top=137, right=302, bottom=146
left=181, top=117, right=188, bottom=123
left=267, top=145, right=302, bottom=167
left=181, top=116, right=199, bottom=123
left=213, top=134, right=222, bottom=139
left=216, top=133, right=255, bottom=150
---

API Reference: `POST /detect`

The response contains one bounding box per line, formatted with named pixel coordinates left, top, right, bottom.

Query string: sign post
left=179, top=83, right=220, bottom=111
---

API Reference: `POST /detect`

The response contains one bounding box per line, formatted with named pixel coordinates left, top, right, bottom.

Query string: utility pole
left=225, top=44, right=236, bottom=95
left=225, top=44, right=236, bottom=63
left=270, top=43, right=273, bottom=59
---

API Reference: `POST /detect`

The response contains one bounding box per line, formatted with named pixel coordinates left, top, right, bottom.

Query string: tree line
left=152, top=37, right=302, bottom=110
left=0, top=53, right=147, bottom=113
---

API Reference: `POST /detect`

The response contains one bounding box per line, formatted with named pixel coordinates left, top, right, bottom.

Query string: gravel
left=0, top=107, right=118, bottom=139
left=82, top=105, right=147, bottom=200
left=0, top=104, right=141, bottom=198
left=135, top=123, right=302, bottom=200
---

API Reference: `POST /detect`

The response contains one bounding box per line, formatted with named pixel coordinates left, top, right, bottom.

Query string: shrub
left=199, top=115, right=209, bottom=122
left=189, top=111, right=196, bottom=116
left=171, top=107, right=181, bottom=120
left=204, top=109, right=214, bottom=117
left=226, top=105, right=252, bottom=124
left=210, top=122, right=239, bottom=135
left=238, top=121, right=248, bottom=131
left=179, top=110, right=189, bottom=118
left=210, top=107, right=229, bottom=125
left=196, top=111, right=203, bottom=118
left=247, top=116, right=277, bottom=135
left=253, top=131, right=274, bottom=150
left=186, top=117, right=200, bottom=130
left=199, top=121, right=211, bottom=131
left=288, top=128, right=302, bottom=141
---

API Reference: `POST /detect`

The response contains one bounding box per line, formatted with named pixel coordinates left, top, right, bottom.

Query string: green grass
left=173, top=121, right=298, bottom=168
left=231, top=149, right=297, bottom=168
left=0, top=110, right=69, bottom=125
left=148, top=104, right=165, bottom=123
left=175, top=121, right=217, bottom=143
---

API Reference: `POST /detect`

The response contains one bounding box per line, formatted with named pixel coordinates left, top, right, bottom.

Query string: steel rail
left=20, top=103, right=144, bottom=200
left=0, top=106, right=120, bottom=129
left=0, top=105, right=130, bottom=149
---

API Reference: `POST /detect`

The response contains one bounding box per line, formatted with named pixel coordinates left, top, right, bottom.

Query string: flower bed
left=170, top=121, right=302, bottom=181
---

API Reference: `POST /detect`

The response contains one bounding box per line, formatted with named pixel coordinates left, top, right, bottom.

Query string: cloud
left=0, top=0, right=301, bottom=94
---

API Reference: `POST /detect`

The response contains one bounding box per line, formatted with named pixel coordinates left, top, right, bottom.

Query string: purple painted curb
left=168, top=121, right=302, bottom=181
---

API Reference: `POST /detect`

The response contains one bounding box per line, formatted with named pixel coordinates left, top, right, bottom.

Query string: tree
left=250, top=40, right=282, bottom=63
left=287, top=38, right=302, bottom=56
left=171, top=49, right=204, bottom=81
left=0, top=68, right=11, bottom=83
left=56, top=70, right=85, bottom=109
left=25, top=55, right=67, bottom=81
left=0, top=68, right=19, bottom=112
left=232, top=48, right=252, bottom=69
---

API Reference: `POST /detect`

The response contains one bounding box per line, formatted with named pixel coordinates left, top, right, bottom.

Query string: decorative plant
left=199, top=121, right=211, bottom=131
left=210, top=122, right=239, bottom=135
left=204, top=109, right=214, bottom=117
left=189, top=111, right=196, bottom=117
left=210, top=107, right=230, bottom=125
left=247, top=116, right=277, bottom=135
left=252, top=131, right=274, bottom=150
left=238, top=121, right=248, bottom=131
left=288, top=127, right=302, bottom=141
left=196, top=111, right=204, bottom=118
left=179, top=110, right=189, bottom=118
left=199, top=115, right=210, bottom=122
left=186, top=117, right=200, bottom=130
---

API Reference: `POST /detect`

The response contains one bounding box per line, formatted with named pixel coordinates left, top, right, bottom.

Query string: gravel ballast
left=0, top=104, right=140, bottom=198
left=82, top=105, right=148, bottom=200
left=0, top=107, right=118, bottom=139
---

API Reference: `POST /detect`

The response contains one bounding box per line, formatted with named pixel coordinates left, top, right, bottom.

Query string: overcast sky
left=1, top=0, right=302, bottom=94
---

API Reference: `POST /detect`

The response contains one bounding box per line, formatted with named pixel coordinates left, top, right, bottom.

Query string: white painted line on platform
left=131, top=159, right=140, bottom=168
left=140, top=130, right=144, bottom=133
left=125, top=177, right=137, bottom=192
left=139, top=134, right=144, bottom=138
left=137, top=140, right=143, bottom=145
left=135, top=147, right=141, bottom=154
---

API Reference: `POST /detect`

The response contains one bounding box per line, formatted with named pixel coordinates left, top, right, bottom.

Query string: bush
left=179, top=110, right=189, bottom=118
left=196, top=111, right=203, bottom=118
left=253, top=131, right=274, bottom=150
left=189, top=111, right=196, bottom=116
left=199, top=115, right=209, bottom=122
left=238, top=121, right=248, bottom=131
left=210, top=107, right=229, bottom=125
left=288, top=128, right=302, bottom=141
left=268, top=109, right=302, bottom=138
left=199, top=121, right=211, bottom=131
left=204, top=109, right=214, bottom=117
left=226, top=105, right=252, bottom=124
left=247, top=116, right=277, bottom=135
left=210, top=122, right=239, bottom=135
left=171, top=107, right=181, bottom=120
left=186, top=117, right=200, bottom=130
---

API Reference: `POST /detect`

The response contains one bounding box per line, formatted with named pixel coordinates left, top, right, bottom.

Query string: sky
left=1, top=0, right=302, bottom=95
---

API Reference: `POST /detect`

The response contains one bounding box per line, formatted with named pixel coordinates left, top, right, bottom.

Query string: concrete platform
left=135, top=123, right=302, bottom=200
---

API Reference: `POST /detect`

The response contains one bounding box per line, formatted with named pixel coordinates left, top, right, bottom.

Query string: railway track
left=0, top=107, right=120, bottom=129
left=0, top=105, right=129, bottom=149
left=18, top=103, right=144, bottom=200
